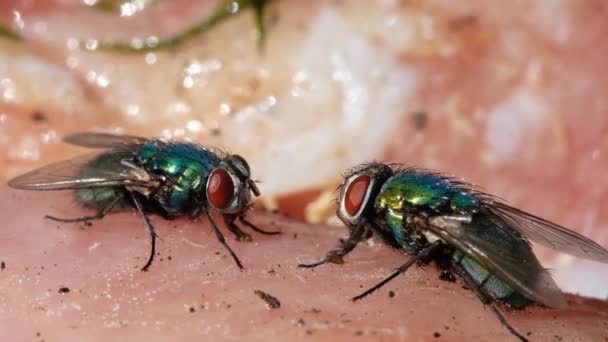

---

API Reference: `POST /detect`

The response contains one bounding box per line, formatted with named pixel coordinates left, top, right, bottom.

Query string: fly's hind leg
left=45, top=196, right=122, bottom=223
left=453, top=264, right=528, bottom=342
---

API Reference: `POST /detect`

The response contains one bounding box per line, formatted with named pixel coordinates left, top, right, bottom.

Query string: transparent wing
left=489, top=202, right=608, bottom=264
left=427, top=213, right=567, bottom=308
left=63, top=132, right=151, bottom=149
left=8, top=153, right=158, bottom=191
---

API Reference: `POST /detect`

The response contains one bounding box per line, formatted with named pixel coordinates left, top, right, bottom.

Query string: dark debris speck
left=306, top=308, right=322, bottom=314
left=412, top=110, right=428, bottom=130
left=189, top=307, right=195, bottom=313
left=0, top=261, right=5, bottom=270
left=388, top=290, right=395, bottom=298
left=58, top=287, right=70, bottom=294
left=433, top=332, right=441, bottom=338
left=31, top=111, right=48, bottom=123
left=254, top=290, right=281, bottom=309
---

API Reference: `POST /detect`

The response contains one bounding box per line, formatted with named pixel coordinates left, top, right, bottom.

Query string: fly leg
left=298, top=223, right=367, bottom=269
left=453, top=264, right=528, bottom=342
left=129, top=192, right=158, bottom=272
left=239, top=216, right=281, bottom=235
left=204, top=208, right=243, bottom=269
left=45, top=196, right=122, bottom=223
left=352, top=241, right=441, bottom=301
left=223, top=215, right=252, bottom=241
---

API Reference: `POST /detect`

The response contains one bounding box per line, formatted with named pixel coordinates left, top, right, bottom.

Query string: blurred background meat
left=0, top=0, right=607, bottom=298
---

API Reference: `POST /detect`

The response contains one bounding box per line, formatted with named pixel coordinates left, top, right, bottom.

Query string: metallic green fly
left=299, top=162, right=608, bottom=342
left=8, top=132, right=279, bottom=271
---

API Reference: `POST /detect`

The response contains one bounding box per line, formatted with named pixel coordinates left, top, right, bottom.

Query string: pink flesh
left=0, top=188, right=607, bottom=341
left=0, top=1, right=607, bottom=340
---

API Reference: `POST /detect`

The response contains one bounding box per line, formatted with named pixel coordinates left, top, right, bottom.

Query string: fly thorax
left=383, top=209, right=427, bottom=252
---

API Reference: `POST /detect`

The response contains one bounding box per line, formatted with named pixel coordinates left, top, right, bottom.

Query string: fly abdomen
left=452, top=250, right=531, bottom=309
left=76, top=187, right=124, bottom=209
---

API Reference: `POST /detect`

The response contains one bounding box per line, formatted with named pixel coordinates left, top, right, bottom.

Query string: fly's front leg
left=298, top=223, right=367, bottom=269
left=129, top=192, right=158, bottom=272
left=239, top=216, right=280, bottom=235
left=223, top=215, right=252, bottom=241
left=203, top=208, right=244, bottom=269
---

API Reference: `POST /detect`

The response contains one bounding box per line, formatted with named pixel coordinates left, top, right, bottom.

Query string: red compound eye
left=344, top=175, right=371, bottom=217
left=207, top=168, right=234, bottom=209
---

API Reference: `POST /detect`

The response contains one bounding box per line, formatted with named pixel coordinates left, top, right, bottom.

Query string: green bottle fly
left=299, top=162, right=608, bottom=342
left=8, top=132, right=279, bottom=271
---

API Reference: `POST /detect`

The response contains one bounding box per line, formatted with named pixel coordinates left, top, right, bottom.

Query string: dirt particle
left=0, top=261, right=5, bottom=270
left=294, top=318, right=306, bottom=326
left=305, top=308, right=322, bottom=314
left=168, top=256, right=172, bottom=261
left=554, top=335, right=563, bottom=341
left=31, top=111, right=48, bottom=123
left=36, top=332, right=41, bottom=337
left=305, top=329, right=314, bottom=335
left=293, top=233, right=298, bottom=239
left=267, top=269, right=276, bottom=275
left=354, top=330, right=364, bottom=336
left=189, top=307, right=195, bottom=313
left=58, top=287, right=70, bottom=294
left=433, top=332, right=441, bottom=338
left=254, top=290, right=281, bottom=309
left=412, top=110, right=428, bottom=130
left=388, top=290, right=395, bottom=298
left=448, top=13, right=479, bottom=30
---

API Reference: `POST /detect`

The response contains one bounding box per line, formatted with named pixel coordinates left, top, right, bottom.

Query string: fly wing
left=489, top=202, right=608, bottom=264
left=63, top=132, right=151, bottom=149
left=427, top=213, right=567, bottom=308
left=8, top=153, right=158, bottom=191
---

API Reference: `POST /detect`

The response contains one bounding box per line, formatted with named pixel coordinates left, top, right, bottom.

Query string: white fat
left=0, top=41, right=87, bottom=113
left=483, top=88, right=548, bottom=165
left=225, top=7, right=417, bottom=196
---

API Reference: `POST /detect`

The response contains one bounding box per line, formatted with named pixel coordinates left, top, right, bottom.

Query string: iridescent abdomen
left=76, top=151, right=132, bottom=208
left=452, top=250, right=530, bottom=308
left=136, top=142, right=221, bottom=214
